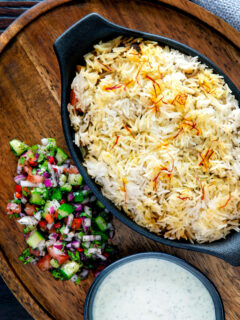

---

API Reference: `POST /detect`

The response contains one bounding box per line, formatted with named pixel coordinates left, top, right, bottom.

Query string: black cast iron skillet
left=54, top=13, right=240, bottom=266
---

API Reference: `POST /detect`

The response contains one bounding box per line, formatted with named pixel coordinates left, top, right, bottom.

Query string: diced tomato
left=6, top=202, right=21, bottom=214
left=45, top=213, right=53, bottom=224
left=63, top=165, right=79, bottom=174
left=54, top=222, right=61, bottom=229
left=29, top=157, right=38, bottom=167
left=103, top=253, right=109, bottom=258
left=47, top=246, right=69, bottom=265
left=48, top=157, right=55, bottom=165
left=22, top=187, right=30, bottom=195
left=60, top=199, right=66, bottom=204
left=23, top=165, right=32, bottom=175
left=24, top=203, right=36, bottom=216
left=29, top=248, right=41, bottom=257
left=26, top=174, right=44, bottom=184
left=77, top=248, right=83, bottom=253
left=15, top=192, right=22, bottom=199
left=54, top=211, right=58, bottom=219
left=37, top=254, right=51, bottom=271
left=39, top=220, right=47, bottom=228
left=53, top=167, right=58, bottom=173
left=70, top=89, right=78, bottom=106
left=16, top=185, right=22, bottom=193
left=69, top=165, right=79, bottom=174
left=71, top=218, right=82, bottom=230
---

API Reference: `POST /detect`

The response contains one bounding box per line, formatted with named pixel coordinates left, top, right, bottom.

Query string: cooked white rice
left=68, top=37, right=240, bottom=243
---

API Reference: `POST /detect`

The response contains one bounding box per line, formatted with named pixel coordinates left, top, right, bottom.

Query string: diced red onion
left=82, top=235, right=101, bottom=241
left=74, top=204, right=82, bottom=211
left=66, top=243, right=72, bottom=249
left=41, top=138, right=48, bottom=146
left=17, top=164, right=22, bottom=174
left=35, top=153, right=39, bottom=159
left=47, top=223, right=54, bottom=230
left=14, top=174, right=26, bottom=184
left=19, top=212, right=26, bottom=218
left=21, top=181, right=43, bottom=188
left=31, top=259, right=38, bottom=265
left=37, top=240, right=46, bottom=251
left=49, top=206, right=55, bottom=215
left=21, top=196, right=28, bottom=204
left=71, top=275, right=78, bottom=282
left=34, top=211, right=42, bottom=221
left=84, top=185, right=90, bottom=191
left=79, top=269, right=89, bottom=278
left=44, top=179, right=52, bottom=188
left=72, top=240, right=80, bottom=249
left=63, top=225, right=70, bottom=235
left=17, top=216, right=38, bottom=226
left=83, top=241, right=90, bottom=248
left=96, top=253, right=107, bottom=261
left=65, top=232, right=74, bottom=242
left=88, top=248, right=101, bottom=254
left=43, top=171, right=50, bottom=179
left=48, top=163, right=57, bottom=187
left=48, top=233, right=58, bottom=240
left=68, top=193, right=74, bottom=202
left=83, top=218, right=91, bottom=228
left=53, top=244, right=63, bottom=251
left=84, top=206, right=92, bottom=217
left=67, top=214, right=74, bottom=227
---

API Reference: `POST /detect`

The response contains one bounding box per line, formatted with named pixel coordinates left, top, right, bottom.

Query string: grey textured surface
left=190, top=0, right=240, bottom=31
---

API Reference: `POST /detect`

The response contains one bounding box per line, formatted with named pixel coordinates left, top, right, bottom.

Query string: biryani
left=68, top=36, right=240, bottom=243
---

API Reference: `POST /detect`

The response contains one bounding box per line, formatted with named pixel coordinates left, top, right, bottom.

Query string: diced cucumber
left=68, top=174, right=83, bottom=186
left=50, top=259, right=60, bottom=268
left=55, top=148, right=68, bottom=165
left=9, top=139, right=29, bottom=156
left=95, top=216, right=108, bottom=231
left=43, top=200, right=60, bottom=218
left=42, top=138, right=57, bottom=151
left=29, top=191, right=45, bottom=206
left=60, top=183, right=72, bottom=193
left=34, top=187, right=49, bottom=199
left=96, top=200, right=105, bottom=209
left=60, top=261, right=82, bottom=280
left=59, top=174, right=67, bottom=186
left=31, top=145, right=39, bottom=154
left=37, top=152, right=46, bottom=163
left=39, top=160, right=48, bottom=171
left=59, top=225, right=66, bottom=234
left=74, top=191, right=84, bottom=203
left=51, top=188, right=62, bottom=201
left=91, top=230, right=108, bottom=242
left=58, top=203, right=75, bottom=219
left=27, top=230, right=45, bottom=249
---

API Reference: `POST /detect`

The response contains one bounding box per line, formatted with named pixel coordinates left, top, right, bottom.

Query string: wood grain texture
left=0, top=250, right=51, bottom=320
left=0, top=1, right=239, bottom=319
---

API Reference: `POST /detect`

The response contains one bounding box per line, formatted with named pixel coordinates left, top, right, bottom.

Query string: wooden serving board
left=0, top=1, right=239, bottom=319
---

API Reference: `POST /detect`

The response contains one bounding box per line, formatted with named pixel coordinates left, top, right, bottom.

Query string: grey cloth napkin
left=190, top=0, right=240, bottom=31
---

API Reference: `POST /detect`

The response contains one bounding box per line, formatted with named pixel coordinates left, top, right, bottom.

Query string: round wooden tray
left=0, top=1, right=239, bottom=319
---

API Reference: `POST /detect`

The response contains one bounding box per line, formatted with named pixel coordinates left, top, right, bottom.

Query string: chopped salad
left=6, top=138, right=116, bottom=283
